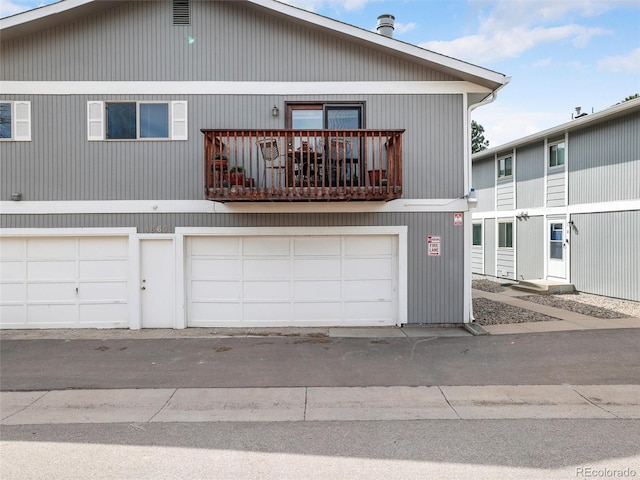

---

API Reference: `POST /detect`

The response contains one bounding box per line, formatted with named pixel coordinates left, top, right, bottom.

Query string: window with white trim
left=497, top=154, right=512, bottom=179
left=472, top=223, right=482, bottom=246
left=0, top=101, right=31, bottom=141
left=549, top=141, right=565, bottom=168
left=498, top=221, right=513, bottom=249
left=87, top=101, right=187, bottom=141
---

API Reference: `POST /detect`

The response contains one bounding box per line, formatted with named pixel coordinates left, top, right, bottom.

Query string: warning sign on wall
left=427, top=235, right=441, bottom=256
left=454, top=212, right=463, bottom=225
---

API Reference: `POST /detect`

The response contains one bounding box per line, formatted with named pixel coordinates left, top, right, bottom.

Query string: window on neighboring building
left=497, top=155, right=512, bottom=178
left=87, top=101, right=187, bottom=141
left=549, top=142, right=565, bottom=168
left=472, top=224, right=482, bottom=246
left=0, top=101, right=31, bottom=141
left=498, top=221, right=513, bottom=248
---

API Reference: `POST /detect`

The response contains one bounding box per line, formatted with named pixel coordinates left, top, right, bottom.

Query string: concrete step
left=510, top=279, right=576, bottom=295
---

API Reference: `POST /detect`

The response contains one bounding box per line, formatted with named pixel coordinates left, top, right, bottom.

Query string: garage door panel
left=78, top=281, right=128, bottom=301
left=0, top=238, right=25, bottom=258
left=79, top=260, right=128, bottom=279
left=79, top=303, right=128, bottom=324
left=0, top=261, right=25, bottom=280
left=28, top=282, right=76, bottom=302
left=27, top=261, right=76, bottom=280
left=345, top=279, right=393, bottom=300
left=345, top=301, right=393, bottom=321
left=190, top=236, right=239, bottom=256
left=345, top=236, right=393, bottom=255
left=294, top=302, right=342, bottom=321
left=190, top=302, right=241, bottom=323
left=243, top=237, right=289, bottom=256
left=294, top=237, right=341, bottom=256
left=191, top=280, right=240, bottom=301
left=244, top=302, right=290, bottom=321
left=79, top=237, right=128, bottom=257
left=27, top=238, right=75, bottom=258
left=244, top=259, right=290, bottom=279
left=294, top=258, right=341, bottom=279
left=243, top=281, right=290, bottom=301
left=0, top=305, right=26, bottom=324
left=344, top=258, right=393, bottom=279
left=28, top=304, right=77, bottom=324
left=294, top=281, right=341, bottom=301
left=191, top=259, right=241, bottom=280
left=1, top=283, right=25, bottom=302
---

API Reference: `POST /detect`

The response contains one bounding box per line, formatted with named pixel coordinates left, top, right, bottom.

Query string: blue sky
left=2, top=0, right=639, bottom=146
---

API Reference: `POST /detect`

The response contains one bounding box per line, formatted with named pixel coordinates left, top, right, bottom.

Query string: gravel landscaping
left=472, top=277, right=640, bottom=325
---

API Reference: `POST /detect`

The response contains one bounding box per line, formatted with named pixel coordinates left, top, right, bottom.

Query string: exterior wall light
left=272, top=105, right=279, bottom=117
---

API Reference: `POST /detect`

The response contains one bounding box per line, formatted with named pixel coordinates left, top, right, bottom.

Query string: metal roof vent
left=173, top=0, right=191, bottom=26
left=573, top=107, right=588, bottom=119
left=376, top=14, right=395, bottom=38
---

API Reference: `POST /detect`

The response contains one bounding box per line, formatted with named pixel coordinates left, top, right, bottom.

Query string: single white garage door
left=0, top=236, right=129, bottom=329
left=186, top=234, right=398, bottom=327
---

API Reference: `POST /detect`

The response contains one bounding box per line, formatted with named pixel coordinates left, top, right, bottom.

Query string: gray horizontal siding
left=496, top=180, right=514, bottom=210
left=546, top=169, right=566, bottom=207
left=516, top=215, right=543, bottom=280
left=0, top=211, right=467, bottom=324
left=484, top=218, right=496, bottom=276
left=570, top=211, right=640, bottom=301
left=472, top=247, right=483, bottom=274
left=515, top=142, right=544, bottom=209
left=2, top=1, right=459, bottom=83
left=0, top=94, right=464, bottom=201
left=569, top=112, right=640, bottom=204
left=496, top=249, right=515, bottom=280
left=472, top=158, right=495, bottom=212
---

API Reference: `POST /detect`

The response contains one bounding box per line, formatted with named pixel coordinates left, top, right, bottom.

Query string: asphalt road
left=2, top=420, right=639, bottom=480
left=2, top=329, right=639, bottom=391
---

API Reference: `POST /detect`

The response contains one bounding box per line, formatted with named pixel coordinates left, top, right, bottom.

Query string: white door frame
left=546, top=216, right=568, bottom=280
left=139, top=236, right=176, bottom=328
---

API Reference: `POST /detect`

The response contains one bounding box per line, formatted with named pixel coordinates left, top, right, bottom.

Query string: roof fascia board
left=472, top=98, right=640, bottom=161
left=250, top=0, right=508, bottom=88
left=0, top=0, right=93, bottom=28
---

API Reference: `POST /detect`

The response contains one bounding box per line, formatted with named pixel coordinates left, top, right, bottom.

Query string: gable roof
left=472, top=97, right=640, bottom=161
left=1, top=0, right=509, bottom=91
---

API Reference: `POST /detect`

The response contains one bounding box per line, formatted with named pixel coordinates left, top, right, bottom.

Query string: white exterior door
left=186, top=234, right=398, bottom=327
left=140, top=239, right=175, bottom=328
left=547, top=219, right=567, bottom=280
left=0, top=236, right=129, bottom=328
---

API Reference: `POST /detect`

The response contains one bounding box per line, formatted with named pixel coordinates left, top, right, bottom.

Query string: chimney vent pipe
left=377, top=14, right=395, bottom=38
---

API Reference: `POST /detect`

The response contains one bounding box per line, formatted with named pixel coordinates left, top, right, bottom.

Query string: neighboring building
left=0, top=0, right=508, bottom=329
left=472, top=99, right=640, bottom=301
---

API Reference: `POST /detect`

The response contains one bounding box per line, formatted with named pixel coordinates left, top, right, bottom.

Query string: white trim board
left=0, top=198, right=474, bottom=215
left=0, top=81, right=491, bottom=96
left=471, top=199, right=640, bottom=220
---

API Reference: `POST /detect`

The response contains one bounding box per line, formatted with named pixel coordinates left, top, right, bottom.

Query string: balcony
left=202, top=129, right=404, bottom=202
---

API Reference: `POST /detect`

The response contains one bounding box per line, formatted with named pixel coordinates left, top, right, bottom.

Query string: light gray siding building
left=1, top=0, right=509, bottom=329
left=472, top=99, right=640, bottom=301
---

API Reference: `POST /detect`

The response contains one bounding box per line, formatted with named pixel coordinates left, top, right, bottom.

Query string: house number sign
left=143, top=226, right=170, bottom=233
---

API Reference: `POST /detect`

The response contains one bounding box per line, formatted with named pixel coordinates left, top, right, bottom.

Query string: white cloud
left=419, top=0, right=612, bottom=64
left=394, top=22, right=416, bottom=35
left=598, top=47, right=640, bottom=74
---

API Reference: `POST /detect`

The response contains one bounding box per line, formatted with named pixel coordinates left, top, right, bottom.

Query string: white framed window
left=497, top=154, right=513, bottom=179
left=87, top=101, right=187, bottom=141
left=498, top=221, right=513, bottom=249
left=472, top=223, right=482, bottom=246
left=0, top=101, right=31, bottom=141
left=549, top=141, right=565, bottom=168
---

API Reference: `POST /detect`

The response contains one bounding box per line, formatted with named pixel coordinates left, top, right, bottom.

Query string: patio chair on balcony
left=258, top=138, right=287, bottom=189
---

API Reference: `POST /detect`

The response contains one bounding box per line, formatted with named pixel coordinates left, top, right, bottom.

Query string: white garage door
left=0, top=236, right=129, bottom=329
left=187, top=234, right=398, bottom=327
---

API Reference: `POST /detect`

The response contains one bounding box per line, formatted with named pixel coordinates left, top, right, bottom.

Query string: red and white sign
left=427, top=235, right=441, bottom=256
left=454, top=212, right=463, bottom=226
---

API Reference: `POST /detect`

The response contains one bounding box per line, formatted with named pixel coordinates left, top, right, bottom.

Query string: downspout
left=464, top=82, right=510, bottom=324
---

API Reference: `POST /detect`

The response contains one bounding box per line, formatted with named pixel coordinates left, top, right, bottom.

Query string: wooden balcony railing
left=202, top=129, right=404, bottom=201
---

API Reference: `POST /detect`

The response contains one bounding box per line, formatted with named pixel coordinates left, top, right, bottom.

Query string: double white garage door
left=187, top=234, right=399, bottom=327
left=1, top=232, right=400, bottom=328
